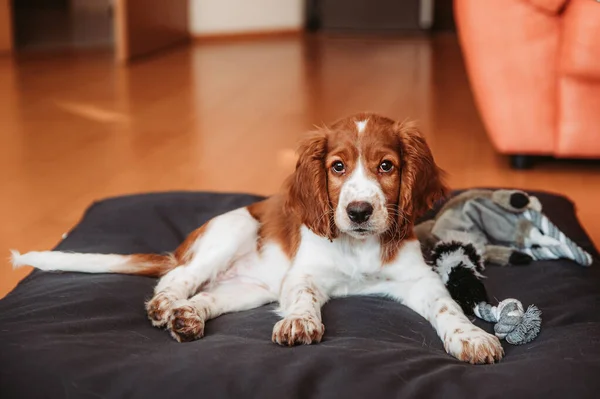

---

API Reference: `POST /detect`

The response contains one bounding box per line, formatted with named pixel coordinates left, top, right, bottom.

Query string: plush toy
left=431, top=240, right=542, bottom=345
left=415, top=189, right=593, bottom=267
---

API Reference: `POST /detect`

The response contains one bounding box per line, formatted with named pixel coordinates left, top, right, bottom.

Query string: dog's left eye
left=331, top=161, right=346, bottom=174
left=379, top=161, right=394, bottom=173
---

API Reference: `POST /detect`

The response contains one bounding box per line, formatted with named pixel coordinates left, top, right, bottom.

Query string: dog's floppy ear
left=285, top=129, right=337, bottom=239
left=396, top=121, right=448, bottom=230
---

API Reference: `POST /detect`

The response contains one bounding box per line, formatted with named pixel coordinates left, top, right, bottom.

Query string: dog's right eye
left=331, top=161, right=345, bottom=174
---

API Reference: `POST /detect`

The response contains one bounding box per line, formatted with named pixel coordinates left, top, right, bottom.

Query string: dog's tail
left=10, top=250, right=178, bottom=277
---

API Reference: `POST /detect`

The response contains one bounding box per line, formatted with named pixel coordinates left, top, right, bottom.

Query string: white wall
left=189, top=0, right=304, bottom=36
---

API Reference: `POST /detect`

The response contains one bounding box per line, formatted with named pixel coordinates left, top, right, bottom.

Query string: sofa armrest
left=454, top=0, right=560, bottom=154
left=559, top=0, right=600, bottom=80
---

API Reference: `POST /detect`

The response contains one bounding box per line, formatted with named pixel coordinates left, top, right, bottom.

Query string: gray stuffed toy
left=415, top=189, right=593, bottom=267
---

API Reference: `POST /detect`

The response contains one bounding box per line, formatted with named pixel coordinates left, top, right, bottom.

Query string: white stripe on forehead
left=345, top=156, right=378, bottom=196
left=355, top=119, right=368, bottom=134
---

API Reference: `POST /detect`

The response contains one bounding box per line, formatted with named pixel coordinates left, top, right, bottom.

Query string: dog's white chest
left=294, top=227, right=384, bottom=295
left=331, top=235, right=382, bottom=277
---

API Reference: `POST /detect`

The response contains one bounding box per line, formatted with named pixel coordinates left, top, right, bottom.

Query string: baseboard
left=192, top=29, right=302, bottom=43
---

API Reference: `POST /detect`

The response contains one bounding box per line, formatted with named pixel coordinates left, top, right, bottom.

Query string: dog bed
left=1, top=191, right=599, bottom=399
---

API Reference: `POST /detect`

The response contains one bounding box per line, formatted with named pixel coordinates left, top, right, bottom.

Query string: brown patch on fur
left=246, top=200, right=266, bottom=220
left=115, top=221, right=209, bottom=278
left=112, top=222, right=210, bottom=277
left=439, top=305, right=449, bottom=314
left=285, top=129, right=337, bottom=241
left=108, top=221, right=210, bottom=278
left=247, top=199, right=268, bottom=252
left=174, top=223, right=210, bottom=264
left=248, top=196, right=302, bottom=259
left=394, top=121, right=448, bottom=244
left=127, top=253, right=178, bottom=277
left=454, top=328, right=464, bottom=334
left=380, top=232, right=415, bottom=264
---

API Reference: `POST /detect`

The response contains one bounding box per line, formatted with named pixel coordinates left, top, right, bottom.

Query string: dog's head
left=285, top=113, right=447, bottom=241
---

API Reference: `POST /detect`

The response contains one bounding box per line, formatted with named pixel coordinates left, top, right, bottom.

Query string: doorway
left=13, top=0, right=114, bottom=52
left=2, top=0, right=190, bottom=63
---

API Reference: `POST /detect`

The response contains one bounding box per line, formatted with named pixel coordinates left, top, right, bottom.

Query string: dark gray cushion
left=1, top=190, right=599, bottom=399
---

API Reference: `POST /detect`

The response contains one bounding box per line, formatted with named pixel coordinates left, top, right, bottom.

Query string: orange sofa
left=454, top=0, right=600, bottom=168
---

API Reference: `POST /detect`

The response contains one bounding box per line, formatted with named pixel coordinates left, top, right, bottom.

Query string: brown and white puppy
left=12, top=113, right=503, bottom=364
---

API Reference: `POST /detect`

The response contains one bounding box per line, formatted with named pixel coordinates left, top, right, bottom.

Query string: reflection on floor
left=1, top=34, right=598, bottom=297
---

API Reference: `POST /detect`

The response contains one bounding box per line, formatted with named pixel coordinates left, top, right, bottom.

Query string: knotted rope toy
left=431, top=240, right=542, bottom=345
left=475, top=300, right=541, bottom=345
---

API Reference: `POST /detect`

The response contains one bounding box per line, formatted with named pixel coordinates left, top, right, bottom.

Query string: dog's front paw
left=444, top=327, right=504, bottom=364
left=146, top=292, right=177, bottom=327
left=272, top=315, right=325, bottom=346
left=167, top=303, right=205, bottom=343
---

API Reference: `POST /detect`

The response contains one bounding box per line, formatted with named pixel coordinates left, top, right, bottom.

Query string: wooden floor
left=1, top=34, right=599, bottom=297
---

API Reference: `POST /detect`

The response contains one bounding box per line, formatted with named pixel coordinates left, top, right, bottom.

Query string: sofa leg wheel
left=510, top=155, right=533, bottom=170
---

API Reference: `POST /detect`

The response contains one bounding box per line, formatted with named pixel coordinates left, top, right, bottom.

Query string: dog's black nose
left=347, top=201, right=374, bottom=224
